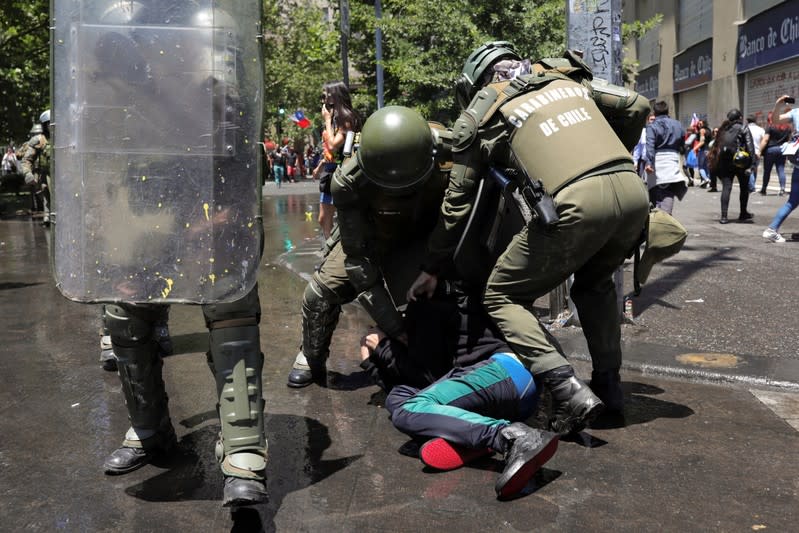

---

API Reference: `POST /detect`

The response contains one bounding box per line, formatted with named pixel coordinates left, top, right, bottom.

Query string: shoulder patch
left=451, top=113, right=478, bottom=153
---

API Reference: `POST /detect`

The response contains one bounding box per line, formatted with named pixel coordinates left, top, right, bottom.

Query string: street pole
left=340, top=0, right=350, bottom=87
left=375, top=0, right=384, bottom=109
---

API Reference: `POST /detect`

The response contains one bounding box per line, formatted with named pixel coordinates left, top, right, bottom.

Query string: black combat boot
left=287, top=350, right=326, bottom=388
left=104, top=424, right=176, bottom=475
left=590, top=369, right=624, bottom=413
left=223, top=477, right=268, bottom=507
left=541, top=365, right=604, bottom=435
left=494, top=423, right=559, bottom=499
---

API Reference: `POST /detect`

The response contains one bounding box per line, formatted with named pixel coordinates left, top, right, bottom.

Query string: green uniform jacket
left=21, top=133, right=49, bottom=182
left=423, top=75, right=635, bottom=274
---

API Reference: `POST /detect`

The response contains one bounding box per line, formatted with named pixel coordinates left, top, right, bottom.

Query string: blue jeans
left=273, top=164, right=284, bottom=187
left=761, top=146, right=786, bottom=192
left=748, top=158, right=760, bottom=191
left=697, top=149, right=709, bottom=181
left=768, top=165, right=799, bottom=231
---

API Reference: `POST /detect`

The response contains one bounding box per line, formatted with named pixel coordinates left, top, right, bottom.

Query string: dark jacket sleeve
left=423, top=135, right=485, bottom=274
left=645, top=123, right=655, bottom=165
left=332, top=165, right=406, bottom=338
left=365, top=337, right=433, bottom=392
left=741, top=124, right=755, bottom=163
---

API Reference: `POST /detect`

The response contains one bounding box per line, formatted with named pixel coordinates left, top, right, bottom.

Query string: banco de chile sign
left=737, top=1, right=799, bottom=73
left=673, top=39, right=712, bottom=93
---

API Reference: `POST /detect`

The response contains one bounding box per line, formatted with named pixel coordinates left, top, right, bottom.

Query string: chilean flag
left=690, top=113, right=699, bottom=129
left=290, top=109, right=311, bottom=129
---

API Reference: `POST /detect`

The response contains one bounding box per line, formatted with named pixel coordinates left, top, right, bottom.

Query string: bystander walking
left=645, top=101, right=687, bottom=215
left=746, top=115, right=765, bottom=193
left=762, top=95, right=799, bottom=243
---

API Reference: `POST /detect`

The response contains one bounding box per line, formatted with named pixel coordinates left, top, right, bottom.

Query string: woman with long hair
left=314, top=81, right=362, bottom=239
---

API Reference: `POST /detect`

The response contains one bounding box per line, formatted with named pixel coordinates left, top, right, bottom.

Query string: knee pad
left=105, top=303, right=163, bottom=347
left=202, top=285, right=261, bottom=327
left=301, top=277, right=343, bottom=363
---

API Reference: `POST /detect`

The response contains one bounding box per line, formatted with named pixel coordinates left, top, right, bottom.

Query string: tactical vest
left=533, top=53, right=651, bottom=152
left=491, top=75, right=632, bottom=194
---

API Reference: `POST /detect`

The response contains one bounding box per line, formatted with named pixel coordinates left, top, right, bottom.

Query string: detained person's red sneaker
left=419, top=438, right=493, bottom=471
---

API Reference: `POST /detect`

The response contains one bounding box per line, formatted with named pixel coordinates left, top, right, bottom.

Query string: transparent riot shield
left=52, top=1, right=263, bottom=304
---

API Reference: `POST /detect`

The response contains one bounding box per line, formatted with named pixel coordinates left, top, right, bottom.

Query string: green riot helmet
left=356, top=106, right=435, bottom=194
left=455, top=41, right=521, bottom=109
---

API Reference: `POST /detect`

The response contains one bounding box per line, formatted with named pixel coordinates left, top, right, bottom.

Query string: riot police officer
left=287, top=106, right=452, bottom=387
left=21, top=110, right=51, bottom=225
left=51, top=1, right=268, bottom=506
left=408, top=42, right=651, bottom=434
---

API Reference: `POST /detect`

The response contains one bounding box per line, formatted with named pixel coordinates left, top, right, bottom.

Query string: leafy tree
left=348, top=0, right=567, bottom=124
left=0, top=0, right=660, bottom=149
left=0, top=0, right=49, bottom=146
left=263, top=1, right=341, bottom=145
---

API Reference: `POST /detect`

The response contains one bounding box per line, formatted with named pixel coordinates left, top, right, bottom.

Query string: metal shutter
left=678, top=86, right=709, bottom=128
left=744, top=57, right=799, bottom=123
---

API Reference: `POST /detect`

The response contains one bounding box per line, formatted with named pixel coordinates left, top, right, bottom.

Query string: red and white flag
left=290, top=109, right=311, bottom=129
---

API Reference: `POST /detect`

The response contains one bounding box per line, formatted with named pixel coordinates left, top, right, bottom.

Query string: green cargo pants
left=483, top=170, right=649, bottom=375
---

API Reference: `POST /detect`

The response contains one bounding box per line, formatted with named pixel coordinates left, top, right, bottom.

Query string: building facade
left=625, top=0, right=799, bottom=129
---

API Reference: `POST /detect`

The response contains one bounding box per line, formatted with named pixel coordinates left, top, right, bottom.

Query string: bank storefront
left=674, top=39, right=713, bottom=127
left=635, top=65, right=659, bottom=102
left=738, top=1, right=799, bottom=122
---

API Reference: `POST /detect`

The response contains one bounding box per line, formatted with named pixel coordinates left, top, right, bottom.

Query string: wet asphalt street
left=0, top=180, right=797, bottom=532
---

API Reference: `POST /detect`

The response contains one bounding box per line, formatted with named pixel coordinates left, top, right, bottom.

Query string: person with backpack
left=710, top=109, right=755, bottom=224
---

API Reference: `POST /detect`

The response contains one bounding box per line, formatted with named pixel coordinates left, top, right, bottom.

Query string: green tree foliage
left=265, top=1, right=661, bottom=131
left=1, top=1, right=659, bottom=148
left=348, top=0, right=567, bottom=123
left=0, top=0, right=49, bottom=146
left=263, top=1, right=341, bottom=144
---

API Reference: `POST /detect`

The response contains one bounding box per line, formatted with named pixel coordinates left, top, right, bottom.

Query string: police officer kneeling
left=409, top=42, right=651, bottom=434
left=287, top=106, right=451, bottom=386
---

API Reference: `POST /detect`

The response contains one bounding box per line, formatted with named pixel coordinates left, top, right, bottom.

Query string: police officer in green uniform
left=408, top=42, right=651, bottom=434
left=51, top=1, right=268, bottom=507
left=287, top=106, right=452, bottom=387
left=21, top=110, right=51, bottom=226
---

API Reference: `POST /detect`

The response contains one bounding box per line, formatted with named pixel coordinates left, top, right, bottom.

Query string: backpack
left=717, top=124, right=742, bottom=154
left=717, top=123, right=752, bottom=168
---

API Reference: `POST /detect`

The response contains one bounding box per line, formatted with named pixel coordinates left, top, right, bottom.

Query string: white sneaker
left=762, top=228, right=786, bottom=243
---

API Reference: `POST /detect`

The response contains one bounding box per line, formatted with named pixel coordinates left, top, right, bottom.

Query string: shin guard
left=204, top=289, right=267, bottom=480
left=105, top=304, right=172, bottom=442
